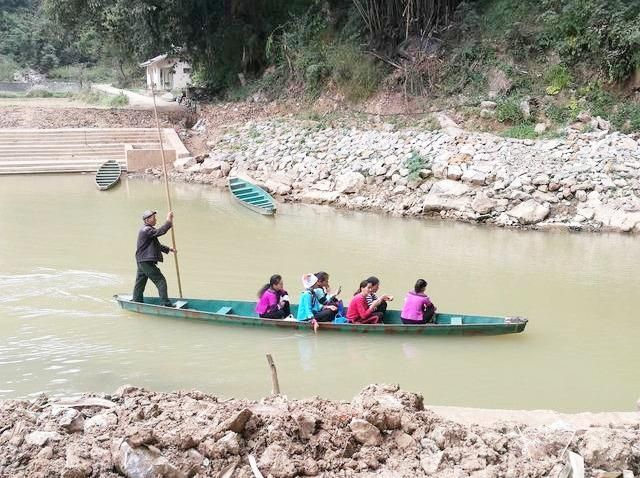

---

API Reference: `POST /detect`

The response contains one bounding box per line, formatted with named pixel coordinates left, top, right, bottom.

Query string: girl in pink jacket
left=400, top=279, right=436, bottom=324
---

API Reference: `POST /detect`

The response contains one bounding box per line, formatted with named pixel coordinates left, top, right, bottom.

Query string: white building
left=140, top=55, right=192, bottom=91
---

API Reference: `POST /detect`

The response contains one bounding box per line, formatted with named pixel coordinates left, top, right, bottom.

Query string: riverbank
left=2, top=101, right=640, bottom=233
left=1, top=384, right=637, bottom=478
left=169, top=115, right=640, bottom=234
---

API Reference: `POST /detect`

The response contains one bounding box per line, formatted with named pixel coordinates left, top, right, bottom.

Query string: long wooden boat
left=228, top=176, right=276, bottom=215
left=95, top=159, right=122, bottom=190
left=114, top=294, right=528, bottom=336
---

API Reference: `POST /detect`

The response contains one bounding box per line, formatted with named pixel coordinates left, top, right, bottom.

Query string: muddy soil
left=0, top=384, right=637, bottom=478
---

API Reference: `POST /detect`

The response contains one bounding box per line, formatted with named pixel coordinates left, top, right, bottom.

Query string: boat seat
left=450, top=317, right=463, bottom=325
left=216, top=306, right=233, bottom=315
left=174, top=300, right=189, bottom=309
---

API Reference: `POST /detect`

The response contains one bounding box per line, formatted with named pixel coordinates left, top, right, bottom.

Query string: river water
left=0, top=175, right=638, bottom=412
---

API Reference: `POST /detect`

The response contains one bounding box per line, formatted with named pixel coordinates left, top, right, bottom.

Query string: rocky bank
left=1, top=384, right=638, bottom=478
left=169, top=116, right=640, bottom=234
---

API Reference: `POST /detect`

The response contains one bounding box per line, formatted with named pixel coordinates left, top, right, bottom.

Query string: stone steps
left=0, top=161, right=127, bottom=174
left=0, top=128, right=182, bottom=174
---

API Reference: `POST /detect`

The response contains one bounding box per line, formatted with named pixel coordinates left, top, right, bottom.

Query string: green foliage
left=328, top=44, right=384, bottom=102
left=501, top=123, right=537, bottom=139
left=578, top=82, right=614, bottom=118
left=544, top=64, right=572, bottom=95
left=540, top=0, right=640, bottom=81
left=478, top=0, right=536, bottom=37
left=0, top=55, right=19, bottom=80
left=495, top=96, right=525, bottom=123
left=267, top=11, right=330, bottom=96
left=611, top=102, right=640, bottom=133
left=405, top=150, right=430, bottom=180
left=107, top=92, right=129, bottom=107
left=440, top=44, right=495, bottom=94
left=544, top=103, right=573, bottom=124
left=47, top=63, right=116, bottom=83
left=75, top=89, right=128, bottom=107
left=0, top=89, right=73, bottom=98
left=0, top=1, right=102, bottom=73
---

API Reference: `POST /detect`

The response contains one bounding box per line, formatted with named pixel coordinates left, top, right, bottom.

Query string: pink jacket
left=400, top=291, right=435, bottom=321
left=256, top=289, right=281, bottom=315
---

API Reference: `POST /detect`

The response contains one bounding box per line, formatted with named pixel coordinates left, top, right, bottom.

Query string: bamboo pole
left=265, top=354, right=281, bottom=395
left=151, top=85, right=183, bottom=298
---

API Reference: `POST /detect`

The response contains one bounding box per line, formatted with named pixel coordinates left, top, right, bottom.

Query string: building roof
left=139, top=54, right=168, bottom=68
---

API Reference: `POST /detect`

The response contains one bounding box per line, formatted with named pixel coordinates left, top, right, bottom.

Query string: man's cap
left=142, top=210, right=157, bottom=220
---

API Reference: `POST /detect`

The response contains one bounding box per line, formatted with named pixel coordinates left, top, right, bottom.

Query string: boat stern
left=504, top=316, right=528, bottom=332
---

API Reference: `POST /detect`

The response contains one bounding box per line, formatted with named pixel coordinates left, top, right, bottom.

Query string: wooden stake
left=266, top=354, right=281, bottom=395
left=151, top=85, right=183, bottom=298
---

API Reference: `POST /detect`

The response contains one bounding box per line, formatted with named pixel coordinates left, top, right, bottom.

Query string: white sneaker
left=284, top=315, right=296, bottom=321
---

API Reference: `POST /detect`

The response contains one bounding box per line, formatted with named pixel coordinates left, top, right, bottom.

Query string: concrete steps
left=0, top=128, right=180, bottom=174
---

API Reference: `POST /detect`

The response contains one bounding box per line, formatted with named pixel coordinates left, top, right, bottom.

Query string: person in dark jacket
left=132, top=210, right=175, bottom=307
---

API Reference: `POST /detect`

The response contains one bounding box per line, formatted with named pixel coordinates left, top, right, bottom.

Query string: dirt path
left=92, top=84, right=182, bottom=111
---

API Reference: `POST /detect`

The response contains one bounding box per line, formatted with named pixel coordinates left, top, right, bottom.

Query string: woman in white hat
left=296, top=273, right=338, bottom=323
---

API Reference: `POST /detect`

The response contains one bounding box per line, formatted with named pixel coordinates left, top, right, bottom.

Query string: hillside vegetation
left=1, top=0, right=639, bottom=133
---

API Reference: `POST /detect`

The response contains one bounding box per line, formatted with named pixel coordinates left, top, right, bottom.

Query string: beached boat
left=228, top=176, right=276, bottom=215
left=114, top=295, right=528, bottom=336
left=95, top=159, right=122, bottom=190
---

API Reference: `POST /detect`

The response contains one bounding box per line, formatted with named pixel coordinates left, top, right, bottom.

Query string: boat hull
left=114, top=295, right=527, bottom=336
left=228, top=177, right=276, bottom=215
left=95, top=159, right=122, bottom=190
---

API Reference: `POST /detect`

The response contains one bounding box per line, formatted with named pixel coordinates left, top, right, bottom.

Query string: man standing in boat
left=132, top=210, right=176, bottom=307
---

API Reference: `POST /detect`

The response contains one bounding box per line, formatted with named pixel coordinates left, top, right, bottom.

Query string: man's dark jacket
left=135, top=221, right=172, bottom=263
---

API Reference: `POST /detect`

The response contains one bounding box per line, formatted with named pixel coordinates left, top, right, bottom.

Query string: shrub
left=440, top=44, right=495, bottom=95
left=108, top=92, right=129, bottom=107
left=501, top=123, right=537, bottom=139
left=328, top=44, right=384, bottom=102
left=545, top=103, right=572, bottom=124
left=75, top=90, right=105, bottom=104
left=544, top=64, right=572, bottom=95
left=0, top=55, right=19, bottom=81
left=579, top=82, right=614, bottom=118
left=26, top=89, right=53, bottom=98
left=611, top=102, right=640, bottom=133
left=495, top=96, right=525, bottom=123
left=48, top=63, right=116, bottom=84
left=405, top=151, right=431, bottom=180
left=540, top=0, right=640, bottom=81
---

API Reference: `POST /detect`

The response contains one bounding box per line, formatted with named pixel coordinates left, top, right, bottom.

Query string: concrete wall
left=0, top=81, right=81, bottom=93
left=145, top=59, right=192, bottom=91
left=126, top=144, right=176, bottom=172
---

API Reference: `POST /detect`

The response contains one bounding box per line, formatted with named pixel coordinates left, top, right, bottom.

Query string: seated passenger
left=255, top=274, right=290, bottom=319
left=365, top=276, right=393, bottom=317
left=347, top=280, right=390, bottom=324
left=297, top=273, right=338, bottom=323
left=400, top=279, right=436, bottom=325
left=313, top=271, right=343, bottom=313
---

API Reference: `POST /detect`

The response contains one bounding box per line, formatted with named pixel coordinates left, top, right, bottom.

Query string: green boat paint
left=228, top=176, right=276, bottom=215
left=95, top=159, right=122, bottom=190
left=114, top=294, right=528, bottom=336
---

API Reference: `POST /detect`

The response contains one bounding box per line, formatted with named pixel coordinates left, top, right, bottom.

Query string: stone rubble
left=168, top=119, right=640, bottom=234
left=0, top=384, right=638, bottom=478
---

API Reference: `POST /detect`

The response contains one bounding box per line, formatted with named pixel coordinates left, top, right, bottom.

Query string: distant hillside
left=1, top=0, right=639, bottom=134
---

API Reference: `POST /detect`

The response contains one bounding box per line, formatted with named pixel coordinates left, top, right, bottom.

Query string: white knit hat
left=301, top=273, right=318, bottom=289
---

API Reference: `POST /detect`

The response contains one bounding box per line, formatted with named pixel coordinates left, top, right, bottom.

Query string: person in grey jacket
left=132, top=210, right=176, bottom=307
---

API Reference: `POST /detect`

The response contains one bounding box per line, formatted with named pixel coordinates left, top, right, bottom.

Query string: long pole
left=151, top=85, right=183, bottom=298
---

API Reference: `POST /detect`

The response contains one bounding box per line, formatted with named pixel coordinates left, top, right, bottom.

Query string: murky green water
left=0, top=175, right=638, bottom=412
